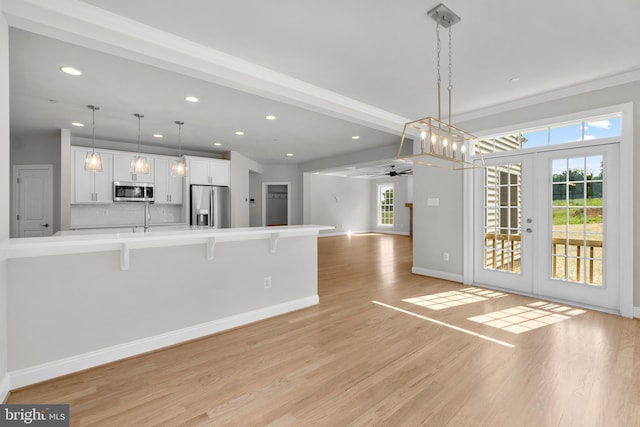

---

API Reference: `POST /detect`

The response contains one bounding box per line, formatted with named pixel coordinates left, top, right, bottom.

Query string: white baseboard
left=634, top=306, right=640, bottom=318
left=0, top=374, right=9, bottom=403
left=412, top=267, right=463, bottom=284
left=319, top=230, right=410, bottom=238
left=8, top=295, right=319, bottom=390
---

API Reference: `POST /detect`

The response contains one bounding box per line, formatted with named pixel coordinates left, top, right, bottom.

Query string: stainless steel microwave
left=113, top=182, right=154, bottom=202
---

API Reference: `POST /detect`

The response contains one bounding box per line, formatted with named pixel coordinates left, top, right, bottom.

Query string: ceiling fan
left=384, top=165, right=412, bottom=177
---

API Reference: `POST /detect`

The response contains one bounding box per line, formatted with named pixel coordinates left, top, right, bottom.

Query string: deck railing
left=484, top=233, right=602, bottom=283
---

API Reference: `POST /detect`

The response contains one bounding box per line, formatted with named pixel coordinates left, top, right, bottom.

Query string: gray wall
left=308, top=174, right=371, bottom=234
left=0, top=9, right=9, bottom=392
left=10, top=132, right=62, bottom=235
left=412, top=80, right=640, bottom=306
left=370, top=175, right=410, bottom=235
left=230, top=151, right=263, bottom=228
left=252, top=165, right=300, bottom=226
left=249, top=171, right=262, bottom=226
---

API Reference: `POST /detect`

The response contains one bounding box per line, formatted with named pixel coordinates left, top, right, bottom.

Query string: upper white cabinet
left=113, top=153, right=154, bottom=183
left=154, top=157, right=183, bottom=204
left=71, top=147, right=113, bottom=204
left=188, top=157, right=230, bottom=186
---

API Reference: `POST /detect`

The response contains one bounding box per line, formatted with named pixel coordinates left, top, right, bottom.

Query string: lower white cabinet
left=154, top=158, right=183, bottom=204
left=71, top=148, right=113, bottom=204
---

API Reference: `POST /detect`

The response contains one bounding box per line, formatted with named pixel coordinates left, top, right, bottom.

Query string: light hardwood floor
left=7, top=234, right=640, bottom=426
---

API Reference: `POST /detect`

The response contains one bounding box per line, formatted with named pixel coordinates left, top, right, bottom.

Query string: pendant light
left=171, top=121, right=188, bottom=177
left=84, top=105, right=103, bottom=171
left=397, top=3, right=484, bottom=170
left=131, top=113, right=150, bottom=174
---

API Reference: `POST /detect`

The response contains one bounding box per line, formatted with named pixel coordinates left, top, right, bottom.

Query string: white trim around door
left=464, top=103, right=633, bottom=317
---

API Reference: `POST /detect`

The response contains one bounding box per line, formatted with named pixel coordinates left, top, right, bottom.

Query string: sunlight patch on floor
left=468, top=301, right=587, bottom=334
left=372, top=300, right=515, bottom=348
left=403, top=287, right=507, bottom=310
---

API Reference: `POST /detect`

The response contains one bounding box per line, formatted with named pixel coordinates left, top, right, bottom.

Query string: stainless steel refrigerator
left=190, top=185, right=231, bottom=228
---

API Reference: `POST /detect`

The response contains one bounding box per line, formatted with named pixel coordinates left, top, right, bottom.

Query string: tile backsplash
left=70, top=203, right=184, bottom=228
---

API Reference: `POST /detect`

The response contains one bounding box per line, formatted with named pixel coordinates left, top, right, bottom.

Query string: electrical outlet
left=264, top=277, right=272, bottom=289
left=102, top=209, right=109, bottom=215
left=443, top=252, right=450, bottom=261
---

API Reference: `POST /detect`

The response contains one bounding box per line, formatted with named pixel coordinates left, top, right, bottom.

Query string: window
left=378, top=183, right=394, bottom=226
left=479, top=113, right=622, bottom=154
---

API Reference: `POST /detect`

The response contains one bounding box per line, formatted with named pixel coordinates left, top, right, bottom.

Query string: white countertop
left=1, top=225, right=334, bottom=263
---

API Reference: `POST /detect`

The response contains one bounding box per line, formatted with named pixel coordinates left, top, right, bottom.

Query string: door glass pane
left=484, top=163, right=522, bottom=274
left=550, top=155, right=604, bottom=286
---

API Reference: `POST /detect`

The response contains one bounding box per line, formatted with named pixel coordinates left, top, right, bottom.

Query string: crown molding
left=454, top=69, right=640, bottom=124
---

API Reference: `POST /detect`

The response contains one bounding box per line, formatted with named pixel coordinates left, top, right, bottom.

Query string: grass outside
left=552, top=198, right=602, bottom=225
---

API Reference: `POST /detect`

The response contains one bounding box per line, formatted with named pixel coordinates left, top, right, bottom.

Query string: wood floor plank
left=6, top=233, right=640, bottom=426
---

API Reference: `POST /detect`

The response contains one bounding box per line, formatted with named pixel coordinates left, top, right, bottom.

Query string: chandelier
left=398, top=3, right=484, bottom=170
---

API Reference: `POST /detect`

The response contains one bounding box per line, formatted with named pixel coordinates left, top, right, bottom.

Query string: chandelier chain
left=436, top=22, right=441, bottom=85
left=448, top=25, right=453, bottom=90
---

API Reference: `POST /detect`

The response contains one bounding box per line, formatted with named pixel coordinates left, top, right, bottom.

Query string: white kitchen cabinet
left=72, top=148, right=113, bottom=203
left=154, top=157, right=183, bottom=204
left=188, top=158, right=230, bottom=186
left=113, top=153, right=154, bottom=183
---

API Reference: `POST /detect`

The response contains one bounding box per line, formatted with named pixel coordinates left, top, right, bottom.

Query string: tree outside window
left=378, top=183, right=394, bottom=226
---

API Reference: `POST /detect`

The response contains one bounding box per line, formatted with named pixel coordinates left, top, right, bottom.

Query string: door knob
left=41, top=223, right=49, bottom=227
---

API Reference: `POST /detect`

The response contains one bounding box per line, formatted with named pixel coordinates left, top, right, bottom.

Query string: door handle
left=41, top=223, right=49, bottom=228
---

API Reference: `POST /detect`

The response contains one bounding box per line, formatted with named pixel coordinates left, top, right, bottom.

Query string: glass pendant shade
left=131, top=113, right=150, bottom=174
left=84, top=105, right=103, bottom=171
left=171, top=158, right=188, bottom=177
left=131, top=156, right=150, bottom=174
left=171, top=120, right=188, bottom=177
left=84, top=151, right=103, bottom=171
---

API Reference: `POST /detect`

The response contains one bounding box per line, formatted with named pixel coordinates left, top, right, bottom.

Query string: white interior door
left=15, top=165, right=54, bottom=238
left=474, top=144, right=620, bottom=312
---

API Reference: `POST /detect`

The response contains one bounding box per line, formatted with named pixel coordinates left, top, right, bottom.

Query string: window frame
left=377, top=183, right=394, bottom=227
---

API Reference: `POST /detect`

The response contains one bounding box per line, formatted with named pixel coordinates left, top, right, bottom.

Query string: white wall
left=0, top=3, right=10, bottom=397
left=370, top=176, right=410, bottom=235
left=229, top=151, right=263, bottom=228
left=412, top=80, right=640, bottom=305
left=308, top=174, right=371, bottom=234
left=7, top=235, right=318, bottom=377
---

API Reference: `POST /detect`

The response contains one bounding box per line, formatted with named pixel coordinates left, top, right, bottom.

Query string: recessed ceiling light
left=185, top=95, right=199, bottom=103
left=266, top=115, right=277, bottom=120
left=510, top=77, right=521, bottom=83
left=153, top=134, right=163, bottom=138
left=60, top=66, right=82, bottom=76
left=286, top=153, right=294, bottom=157
left=351, top=135, right=361, bottom=140
left=213, top=142, right=222, bottom=146
left=71, top=122, right=84, bottom=127
left=235, top=131, right=244, bottom=136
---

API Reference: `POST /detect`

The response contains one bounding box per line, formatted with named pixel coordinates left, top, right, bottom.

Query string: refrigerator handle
left=210, top=188, right=215, bottom=228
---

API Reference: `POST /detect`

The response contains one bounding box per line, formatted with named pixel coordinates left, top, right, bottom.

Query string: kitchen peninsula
left=3, top=224, right=331, bottom=389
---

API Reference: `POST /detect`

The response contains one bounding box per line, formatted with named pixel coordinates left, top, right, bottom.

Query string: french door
left=473, top=144, right=620, bottom=311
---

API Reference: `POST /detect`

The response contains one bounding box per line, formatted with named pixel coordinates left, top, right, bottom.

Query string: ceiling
left=7, top=0, right=640, bottom=172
